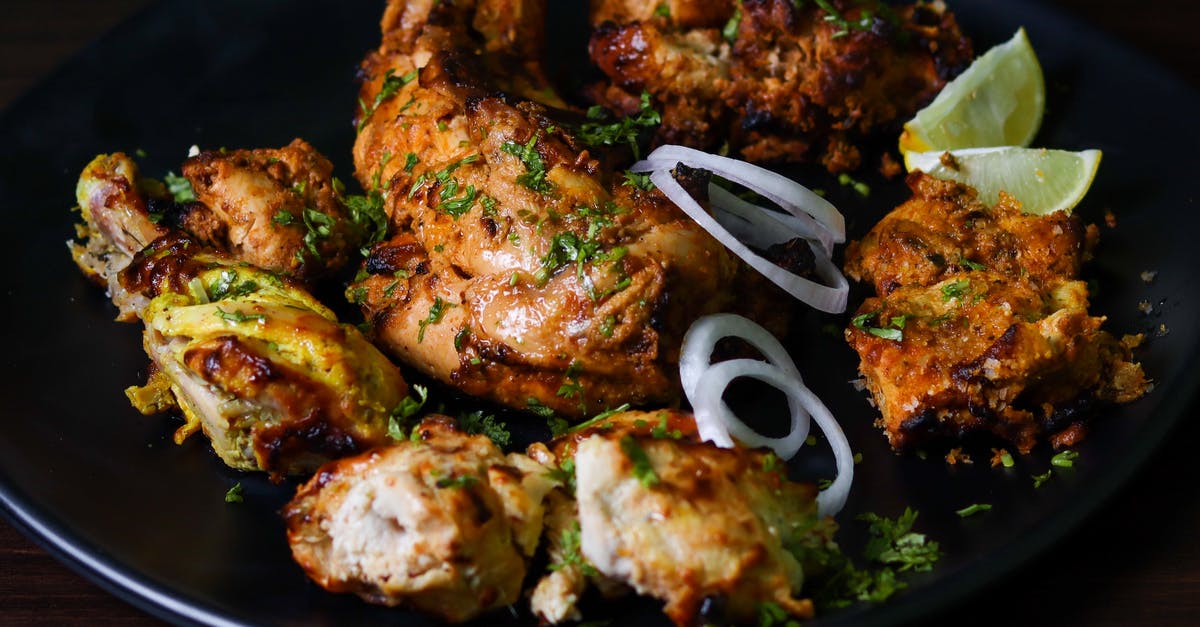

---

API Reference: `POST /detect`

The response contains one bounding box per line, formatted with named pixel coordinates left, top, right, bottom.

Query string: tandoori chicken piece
left=529, top=410, right=836, bottom=626
left=283, top=415, right=556, bottom=623
left=844, top=174, right=1149, bottom=452
left=71, top=152, right=410, bottom=478
left=350, top=0, right=784, bottom=419
left=586, top=0, right=973, bottom=172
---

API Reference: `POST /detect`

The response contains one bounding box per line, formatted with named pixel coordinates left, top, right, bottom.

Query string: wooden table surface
left=1, top=1, right=1197, bottom=625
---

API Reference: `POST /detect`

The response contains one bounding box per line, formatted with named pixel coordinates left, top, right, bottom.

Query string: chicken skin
left=586, top=0, right=973, bottom=172
left=349, top=0, right=783, bottom=419
left=72, top=150, right=410, bottom=478
left=283, top=416, right=556, bottom=623
left=844, top=173, right=1149, bottom=452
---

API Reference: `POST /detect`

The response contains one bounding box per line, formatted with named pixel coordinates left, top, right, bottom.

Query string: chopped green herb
left=501, top=134, right=554, bottom=193
left=272, top=210, right=295, bottom=226
left=301, top=208, right=336, bottom=259
left=955, top=503, right=992, bottom=518
left=622, top=170, right=656, bottom=191
left=459, top=410, right=510, bottom=448
left=387, top=384, right=429, bottom=440
left=417, top=297, right=453, bottom=342
left=651, top=414, right=682, bottom=440
left=940, top=278, right=971, bottom=302
left=959, top=256, right=987, bottom=271
left=544, top=458, right=576, bottom=492
left=403, top=152, right=419, bottom=172
left=215, top=308, right=266, bottom=324
left=164, top=171, right=195, bottom=203
left=343, top=190, right=388, bottom=246
left=851, top=310, right=905, bottom=341
left=224, top=483, right=244, bottom=503
left=837, top=172, right=871, bottom=197
left=653, top=2, right=670, bottom=18
left=547, top=415, right=570, bottom=438
left=1032, top=470, right=1052, bottom=488
left=756, top=601, right=801, bottom=627
left=526, top=397, right=556, bottom=418
left=358, top=68, right=418, bottom=132
left=722, top=7, right=742, bottom=43
left=550, top=522, right=598, bottom=576
left=453, top=325, right=470, bottom=352
left=620, top=436, right=659, bottom=488
left=1050, top=450, right=1079, bottom=468
left=436, top=120, right=448, bottom=132
left=859, top=508, right=940, bottom=573
left=576, top=92, right=661, bottom=159
left=435, top=473, right=477, bottom=489
left=599, top=315, right=617, bottom=337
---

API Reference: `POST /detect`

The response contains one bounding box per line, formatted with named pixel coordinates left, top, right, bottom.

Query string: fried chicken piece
left=72, top=153, right=409, bottom=478
left=283, top=416, right=555, bottom=623
left=179, top=139, right=359, bottom=281
left=846, top=173, right=1098, bottom=295
left=531, top=410, right=834, bottom=626
left=587, top=0, right=973, bottom=172
left=349, top=0, right=783, bottom=418
left=844, top=174, right=1149, bottom=452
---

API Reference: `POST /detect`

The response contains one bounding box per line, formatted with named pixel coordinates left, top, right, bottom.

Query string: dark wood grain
left=1, top=1, right=1196, bottom=625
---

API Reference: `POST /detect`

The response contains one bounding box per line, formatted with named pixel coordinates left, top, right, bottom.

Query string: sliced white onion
left=631, top=144, right=845, bottom=244
left=680, top=313, right=854, bottom=517
left=648, top=169, right=848, bottom=314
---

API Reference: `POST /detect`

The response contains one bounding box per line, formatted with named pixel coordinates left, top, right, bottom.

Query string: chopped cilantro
left=343, top=190, right=388, bottom=246
left=619, top=436, right=659, bottom=488
left=272, top=210, right=295, bottom=226
left=1050, top=450, right=1079, bottom=468
left=301, top=208, right=336, bottom=259
left=851, top=310, right=905, bottom=341
left=544, top=458, right=576, bottom=492
left=387, top=384, right=428, bottom=440
left=417, top=297, right=453, bottom=342
left=550, top=522, right=597, bottom=576
left=164, top=171, right=195, bottom=203
left=435, top=473, right=477, bottom=489
left=722, top=7, right=742, bottom=43
left=224, top=483, right=244, bottom=503
left=501, top=134, right=554, bottom=193
left=459, top=410, right=510, bottom=448
left=622, top=170, right=656, bottom=191
left=859, top=508, right=940, bottom=572
left=959, top=256, right=987, bottom=271
left=940, top=278, right=971, bottom=302
left=837, top=172, right=871, bottom=197
left=651, top=414, right=682, bottom=440
left=357, top=68, right=418, bottom=132
left=215, top=308, right=266, bottom=324
left=955, top=503, right=992, bottom=518
left=1032, top=470, right=1053, bottom=488
left=576, top=92, right=661, bottom=159
left=526, top=397, right=556, bottom=418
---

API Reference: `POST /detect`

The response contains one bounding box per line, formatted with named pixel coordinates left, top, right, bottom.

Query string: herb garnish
left=501, top=135, right=554, bottom=193
left=417, top=297, right=453, bottom=342
left=955, top=503, right=992, bottom=518
left=550, top=522, right=598, bottom=576
left=435, top=473, right=478, bottom=490
left=357, top=68, right=418, bottom=132
left=459, top=410, right=511, bottom=448
left=301, top=208, right=335, bottom=259
left=224, top=483, right=244, bottom=504
left=722, top=7, right=742, bottom=43
left=577, top=92, right=661, bottom=159
left=215, top=308, right=266, bottom=324
left=851, top=310, right=906, bottom=341
left=619, top=435, right=659, bottom=488
left=940, top=278, right=971, bottom=302
left=164, top=171, right=195, bottom=203
left=387, top=384, right=428, bottom=441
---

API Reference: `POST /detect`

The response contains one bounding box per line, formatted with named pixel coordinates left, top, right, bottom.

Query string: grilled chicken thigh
left=284, top=416, right=556, bottom=622
left=586, top=0, right=973, bottom=172
left=72, top=149, right=409, bottom=478
left=350, top=0, right=782, bottom=418
left=844, top=173, right=1149, bottom=451
left=531, top=410, right=834, bottom=626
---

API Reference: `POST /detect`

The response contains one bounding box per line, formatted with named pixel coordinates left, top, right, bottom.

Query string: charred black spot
left=481, top=216, right=499, bottom=238
left=899, top=408, right=939, bottom=438
left=1041, top=395, right=1095, bottom=432
left=762, top=238, right=816, bottom=278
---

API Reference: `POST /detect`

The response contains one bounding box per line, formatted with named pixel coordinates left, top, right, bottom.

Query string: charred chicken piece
left=72, top=153, right=409, bottom=479
left=530, top=410, right=835, bottom=626
left=284, top=415, right=555, bottom=623
left=844, top=174, right=1149, bottom=452
left=350, top=0, right=783, bottom=419
left=586, top=0, right=973, bottom=172
left=70, top=141, right=361, bottom=317
left=178, top=138, right=360, bottom=281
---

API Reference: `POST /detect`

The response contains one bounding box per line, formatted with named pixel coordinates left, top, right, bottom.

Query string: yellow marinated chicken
left=586, top=0, right=973, bottom=172
left=530, top=410, right=835, bottom=626
left=845, top=174, right=1149, bottom=452
left=71, top=152, right=410, bottom=478
left=283, top=415, right=556, bottom=623
left=349, top=0, right=784, bottom=419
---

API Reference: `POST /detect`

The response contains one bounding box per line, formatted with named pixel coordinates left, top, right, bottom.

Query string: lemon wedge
left=900, top=28, right=1044, bottom=169
left=907, top=147, right=1101, bottom=215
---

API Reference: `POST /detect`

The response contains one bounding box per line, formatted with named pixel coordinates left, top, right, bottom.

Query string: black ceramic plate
left=2, top=1, right=1198, bottom=626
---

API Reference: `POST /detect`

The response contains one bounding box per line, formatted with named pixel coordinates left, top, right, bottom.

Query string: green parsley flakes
left=501, top=134, right=554, bottom=193
left=576, top=92, right=661, bottom=159
left=619, top=436, right=659, bottom=488
left=224, top=483, right=244, bottom=503
left=417, top=297, right=453, bottom=342
left=955, top=503, right=992, bottom=518
left=163, top=171, right=195, bottom=203
left=357, top=68, right=418, bottom=132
